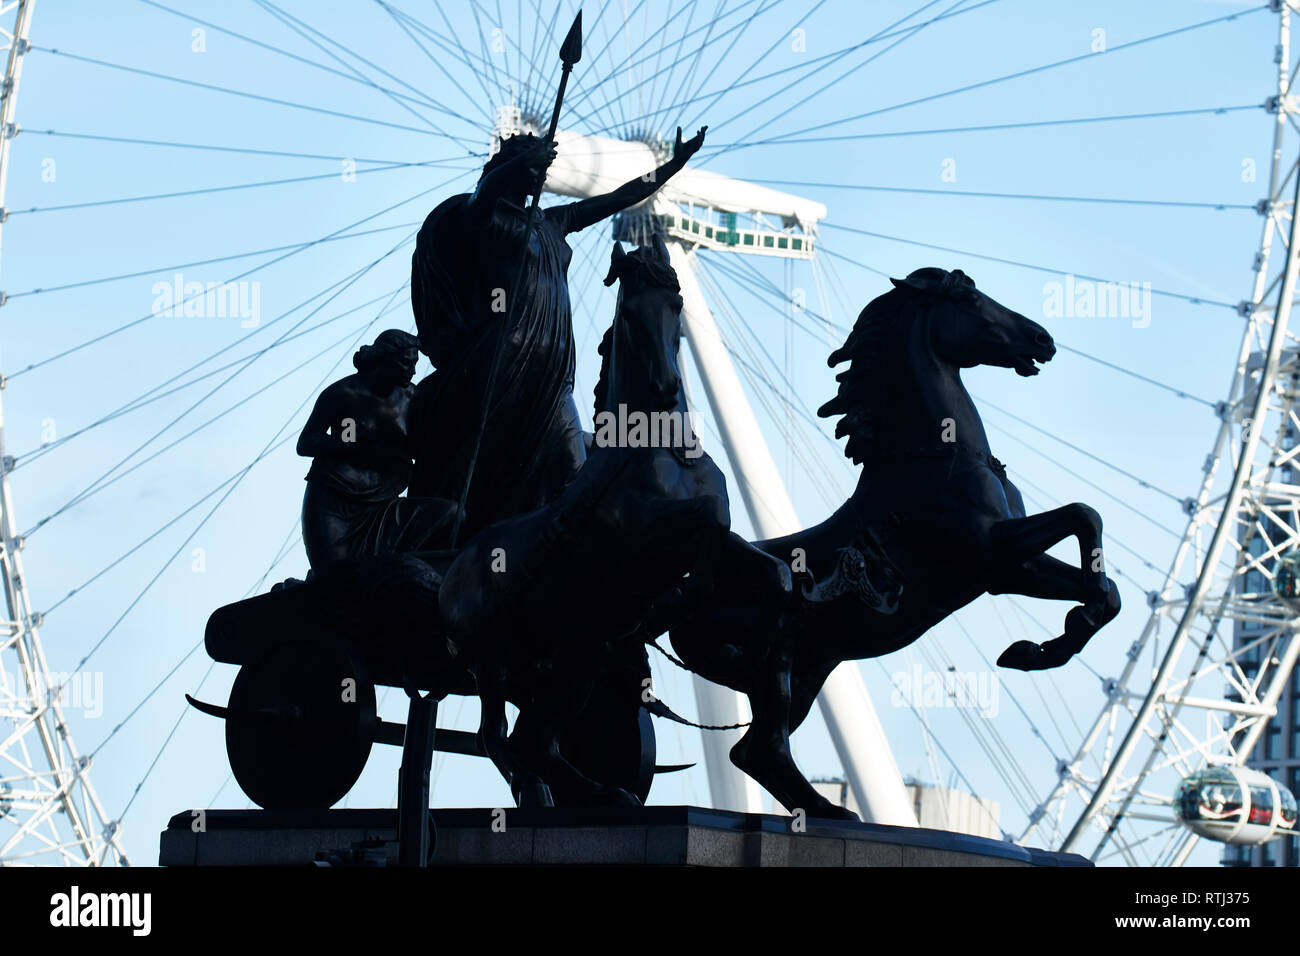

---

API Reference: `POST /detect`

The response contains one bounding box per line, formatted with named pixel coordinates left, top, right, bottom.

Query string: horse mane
left=817, top=268, right=977, bottom=465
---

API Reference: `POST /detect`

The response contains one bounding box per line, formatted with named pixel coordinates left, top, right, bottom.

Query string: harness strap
left=863, top=442, right=1007, bottom=481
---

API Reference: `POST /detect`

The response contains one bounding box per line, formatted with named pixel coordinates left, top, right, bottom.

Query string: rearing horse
left=669, top=267, right=1121, bottom=820
left=439, top=237, right=788, bottom=807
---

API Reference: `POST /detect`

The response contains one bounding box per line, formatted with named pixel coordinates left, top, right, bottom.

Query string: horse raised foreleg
left=989, top=503, right=1108, bottom=594
left=989, top=553, right=1121, bottom=671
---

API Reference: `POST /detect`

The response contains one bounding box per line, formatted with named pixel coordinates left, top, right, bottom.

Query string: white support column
left=668, top=241, right=917, bottom=826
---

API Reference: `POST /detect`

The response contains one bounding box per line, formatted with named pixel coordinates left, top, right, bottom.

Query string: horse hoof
left=808, top=803, right=860, bottom=822
left=511, top=775, right=555, bottom=808
left=592, top=785, right=642, bottom=810
left=997, top=640, right=1050, bottom=671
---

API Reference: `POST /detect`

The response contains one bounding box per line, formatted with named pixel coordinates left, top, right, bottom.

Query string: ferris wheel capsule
left=1274, top=550, right=1300, bottom=604
left=1173, top=766, right=1298, bottom=845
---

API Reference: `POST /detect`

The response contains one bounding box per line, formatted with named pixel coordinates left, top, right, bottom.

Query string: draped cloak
left=408, top=194, right=586, bottom=539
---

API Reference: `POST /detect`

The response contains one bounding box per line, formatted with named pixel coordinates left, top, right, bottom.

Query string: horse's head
left=821, top=267, right=1054, bottom=465
left=889, top=268, right=1056, bottom=377
left=600, top=237, right=685, bottom=410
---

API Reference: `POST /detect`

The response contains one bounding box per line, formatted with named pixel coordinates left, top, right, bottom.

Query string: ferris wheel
left=0, top=0, right=1292, bottom=867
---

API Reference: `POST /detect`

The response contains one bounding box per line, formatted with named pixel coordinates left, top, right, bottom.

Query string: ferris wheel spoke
left=568, top=0, right=765, bottom=134
left=700, top=0, right=973, bottom=154
left=638, top=0, right=676, bottom=128
left=138, top=0, right=478, bottom=134
left=821, top=223, right=1238, bottom=310
left=514, top=0, right=557, bottom=116
left=115, top=510, right=304, bottom=831
left=21, top=238, right=417, bottom=540
left=250, top=0, right=480, bottom=140
left=7, top=173, right=468, bottom=380
left=13, top=284, right=417, bottom=470
left=89, top=300, right=410, bottom=776
left=7, top=159, right=457, bottom=217
left=374, top=0, right=499, bottom=124
left=976, top=396, right=1183, bottom=504
left=558, top=0, right=640, bottom=135
left=25, top=291, right=411, bottom=538
left=704, top=104, right=1263, bottom=151
left=464, top=0, right=511, bottom=101
left=644, top=0, right=706, bottom=131
left=29, top=46, right=463, bottom=142
left=948, top=615, right=1065, bottom=765
left=727, top=6, right=1272, bottom=153
left=22, top=127, right=457, bottom=167
left=644, top=0, right=738, bottom=136
left=55, top=287, right=410, bottom=683
left=751, top=177, right=1255, bottom=211
left=869, top=657, right=1011, bottom=830
left=5, top=219, right=420, bottom=305
left=1053, top=346, right=1215, bottom=408
left=628, top=0, right=991, bottom=140
left=617, top=0, right=697, bottom=136
left=676, top=0, right=808, bottom=136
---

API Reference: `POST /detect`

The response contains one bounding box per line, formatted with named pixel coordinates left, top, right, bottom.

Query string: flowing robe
left=408, top=193, right=586, bottom=539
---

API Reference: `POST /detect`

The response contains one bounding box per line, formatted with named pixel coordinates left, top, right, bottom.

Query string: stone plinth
left=160, top=806, right=1090, bottom=867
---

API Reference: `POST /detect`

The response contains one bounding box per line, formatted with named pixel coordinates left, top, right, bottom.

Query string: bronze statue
left=191, top=7, right=1120, bottom=841
left=296, top=329, right=458, bottom=568
left=407, top=126, right=707, bottom=539
left=438, top=239, right=788, bottom=808
left=667, top=268, right=1121, bottom=820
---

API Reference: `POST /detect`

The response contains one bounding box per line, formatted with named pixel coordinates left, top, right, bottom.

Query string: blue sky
left=0, top=0, right=1280, bottom=865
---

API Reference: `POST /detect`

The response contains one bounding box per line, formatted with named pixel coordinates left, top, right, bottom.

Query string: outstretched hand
left=673, top=126, right=707, bottom=165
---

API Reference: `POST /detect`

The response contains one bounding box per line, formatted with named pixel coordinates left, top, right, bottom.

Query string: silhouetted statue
left=407, top=126, right=707, bottom=539
left=438, top=239, right=789, bottom=808
left=297, top=329, right=459, bottom=568
left=667, top=268, right=1121, bottom=820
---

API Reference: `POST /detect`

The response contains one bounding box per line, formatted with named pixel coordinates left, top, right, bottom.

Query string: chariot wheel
left=226, top=640, right=376, bottom=810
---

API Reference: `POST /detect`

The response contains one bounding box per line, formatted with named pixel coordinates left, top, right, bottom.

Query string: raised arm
left=558, top=126, right=706, bottom=235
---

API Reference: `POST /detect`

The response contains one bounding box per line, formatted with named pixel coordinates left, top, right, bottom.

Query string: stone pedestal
left=160, top=806, right=1090, bottom=867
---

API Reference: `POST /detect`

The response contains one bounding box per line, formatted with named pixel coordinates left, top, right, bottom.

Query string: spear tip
left=560, top=9, right=582, bottom=65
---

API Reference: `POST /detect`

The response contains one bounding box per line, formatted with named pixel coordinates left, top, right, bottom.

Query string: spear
left=449, top=10, right=582, bottom=548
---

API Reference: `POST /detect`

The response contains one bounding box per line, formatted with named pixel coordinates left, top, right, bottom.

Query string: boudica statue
left=406, top=123, right=706, bottom=540
left=193, top=8, right=1120, bottom=828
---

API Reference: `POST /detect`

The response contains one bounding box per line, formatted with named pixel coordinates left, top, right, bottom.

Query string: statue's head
left=354, top=329, right=419, bottom=390
left=481, top=132, right=546, bottom=198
